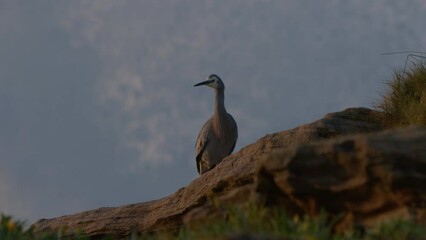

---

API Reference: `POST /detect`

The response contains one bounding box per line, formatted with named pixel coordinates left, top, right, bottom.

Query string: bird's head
left=194, top=74, right=224, bottom=90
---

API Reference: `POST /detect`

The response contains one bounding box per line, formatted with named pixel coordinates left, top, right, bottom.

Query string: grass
left=171, top=206, right=341, bottom=240
left=0, top=214, right=90, bottom=240
left=376, top=62, right=426, bottom=127
left=154, top=205, right=426, bottom=240
left=3, top=207, right=426, bottom=240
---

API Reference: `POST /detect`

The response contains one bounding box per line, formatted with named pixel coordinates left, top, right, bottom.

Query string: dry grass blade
left=376, top=63, right=426, bottom=127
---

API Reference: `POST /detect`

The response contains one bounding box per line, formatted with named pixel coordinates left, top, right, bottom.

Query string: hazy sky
left=1, top=1, right=425, bottom=223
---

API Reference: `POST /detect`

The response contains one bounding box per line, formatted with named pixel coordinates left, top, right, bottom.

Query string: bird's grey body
left=194, top=74, right=238, bottom=175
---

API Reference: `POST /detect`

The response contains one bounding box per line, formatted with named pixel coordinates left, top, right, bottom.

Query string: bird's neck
left=213, top=89, right=227, bottom=138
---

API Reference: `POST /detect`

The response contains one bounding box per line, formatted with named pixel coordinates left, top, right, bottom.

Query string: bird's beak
left=194, top=80, right=213, bottom=87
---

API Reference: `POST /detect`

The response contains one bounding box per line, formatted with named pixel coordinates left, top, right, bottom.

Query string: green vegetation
left=1, top=214, right=33, bottom=240
left=3, top=205, right=425, bottom=240
left=376, top=62, right=426, bottom=127
left=169, top=206, right=342, bottom=240
left=149, top=205, right=426, bottom=240
left=0, top=214, right=89, bottom=240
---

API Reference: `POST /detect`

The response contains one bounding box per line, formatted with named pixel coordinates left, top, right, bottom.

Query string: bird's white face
left=206, top=75, right=220, bottom=89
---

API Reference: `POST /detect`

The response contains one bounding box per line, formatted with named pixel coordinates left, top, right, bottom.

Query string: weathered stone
left=224, top=233, right=285, bottom=240
left=254, top=126, right=426, bottom=232
left=32, top=108, right=384, bottom=238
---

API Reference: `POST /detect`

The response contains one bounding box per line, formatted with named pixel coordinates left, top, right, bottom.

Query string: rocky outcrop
left=33, top=108, right=385, bottom=238
left=254, top=126, right=426, bottom=232
left=183, top=126, right=426, bottom=232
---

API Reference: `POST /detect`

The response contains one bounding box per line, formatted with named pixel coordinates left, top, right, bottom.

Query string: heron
left=194, top=74, right=238, bottom=175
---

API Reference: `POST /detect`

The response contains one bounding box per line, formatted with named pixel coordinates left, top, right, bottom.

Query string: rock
left=32, top=108, right=384, bottom=238
left=224, top=233, right=284, bottom=240
left=183, top=107, right=383, bottom=224
left=254, top=126, right=426, bottom=232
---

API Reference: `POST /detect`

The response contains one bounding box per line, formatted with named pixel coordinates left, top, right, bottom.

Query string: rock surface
left=254, top=126, right=426, bottom=232
left=32, top=108, right=384, bottom=238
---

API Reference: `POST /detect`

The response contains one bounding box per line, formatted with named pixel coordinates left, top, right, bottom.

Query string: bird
left=194, top=74, right=238, bottom=175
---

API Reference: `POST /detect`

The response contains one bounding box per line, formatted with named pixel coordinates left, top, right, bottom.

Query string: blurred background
left=0, top=1, right=425, bottom=223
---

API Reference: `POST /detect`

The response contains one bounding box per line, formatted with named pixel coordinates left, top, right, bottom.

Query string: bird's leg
left=199, top=161, right=203, bottom=175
